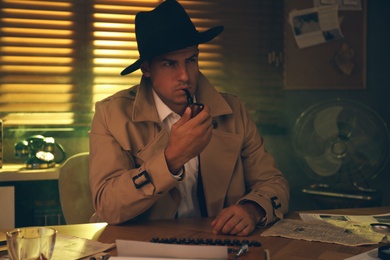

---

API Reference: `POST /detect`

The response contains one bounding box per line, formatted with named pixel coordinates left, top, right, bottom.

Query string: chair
left=58, top=152, right=95, bottom=224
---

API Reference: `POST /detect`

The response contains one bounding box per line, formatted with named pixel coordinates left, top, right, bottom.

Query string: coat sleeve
left=234, top=97, right=290, bottom=226
left=89, top=99, right=178, bottom=224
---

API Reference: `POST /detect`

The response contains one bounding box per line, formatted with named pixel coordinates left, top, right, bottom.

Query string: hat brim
left=120, top=25, right=224, bottom=76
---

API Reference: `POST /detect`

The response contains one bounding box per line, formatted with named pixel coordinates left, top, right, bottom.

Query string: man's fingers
left=211, top=208, right=233, bottom=234
left=211, top=205, right=257, bottom=236
left=221, top=216, right=244, bottom=234
left=178, top=106, right=192, bottom=124
left=235, top=225, right=253, bottom=237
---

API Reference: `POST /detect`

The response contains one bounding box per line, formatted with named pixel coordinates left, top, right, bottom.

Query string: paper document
left=289, top=5, right=343, bottom=48
left=261, top=219, right=384, bottom=246
left=111, top=240, right=228, bottom=260
left=299, top=212, right=390, bottom=224
left=52, top=234, right=115, bottom=260
left=314, top=0, right=362, bottom=11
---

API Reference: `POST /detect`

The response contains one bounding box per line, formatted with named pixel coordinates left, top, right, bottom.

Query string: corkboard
left=284, top=0, right=367, bottom=90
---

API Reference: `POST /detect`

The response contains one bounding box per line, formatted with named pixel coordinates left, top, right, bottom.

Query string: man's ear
left=140, top=61, right=151, bottom=77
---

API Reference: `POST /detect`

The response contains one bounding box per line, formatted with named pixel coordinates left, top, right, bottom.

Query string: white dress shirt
left=153, top=90, right=201, bottom=218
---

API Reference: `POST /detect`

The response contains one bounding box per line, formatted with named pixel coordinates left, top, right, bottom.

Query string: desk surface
left=49, top=207, right=390, bottom=260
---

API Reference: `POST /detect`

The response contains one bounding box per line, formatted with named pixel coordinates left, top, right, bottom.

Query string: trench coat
left=89, top=72, right=289, bottom=225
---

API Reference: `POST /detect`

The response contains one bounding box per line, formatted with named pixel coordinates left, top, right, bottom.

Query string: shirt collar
left=152, top=90, right=176, bottom=122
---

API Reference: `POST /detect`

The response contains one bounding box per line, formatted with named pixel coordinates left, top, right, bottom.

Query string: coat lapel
left=200, top=129, right=242, bottom=216
left=196, top=73, right=240, bottom=216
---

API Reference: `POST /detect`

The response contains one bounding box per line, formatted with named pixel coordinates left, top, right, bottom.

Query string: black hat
left=120, top=0, right=224, bottom=75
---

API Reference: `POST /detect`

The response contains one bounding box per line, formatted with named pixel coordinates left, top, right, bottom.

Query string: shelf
left=0, top=164, right=60, bottom=182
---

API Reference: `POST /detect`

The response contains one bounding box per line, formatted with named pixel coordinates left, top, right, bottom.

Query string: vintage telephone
left=14, top=135, right=66, bottom=169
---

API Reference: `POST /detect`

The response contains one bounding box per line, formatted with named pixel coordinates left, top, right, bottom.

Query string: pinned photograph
left=290, top=5, right=343, bottom=48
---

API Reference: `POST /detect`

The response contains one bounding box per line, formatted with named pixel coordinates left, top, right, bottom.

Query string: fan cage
left=292, top=98, right=390, bottom=187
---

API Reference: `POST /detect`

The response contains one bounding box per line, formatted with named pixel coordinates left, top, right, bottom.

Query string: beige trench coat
left=89, top=73, right=289, bottom=225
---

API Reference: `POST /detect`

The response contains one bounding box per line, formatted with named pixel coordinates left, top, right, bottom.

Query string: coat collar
left=132, top=72, right=233, bottom=123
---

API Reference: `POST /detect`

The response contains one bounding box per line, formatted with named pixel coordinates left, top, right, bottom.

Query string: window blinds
left=0, top=0, right=284, bottom=129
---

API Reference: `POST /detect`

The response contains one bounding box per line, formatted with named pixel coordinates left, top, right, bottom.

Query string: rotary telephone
left=14, top=135, right=66, bottom=169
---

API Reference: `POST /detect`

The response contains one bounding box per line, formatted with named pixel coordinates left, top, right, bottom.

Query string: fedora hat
left=120, top=0, right=224, bottom=75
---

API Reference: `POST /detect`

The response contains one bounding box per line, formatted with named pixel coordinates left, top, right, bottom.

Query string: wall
left=265, top=1, right=390, bottom=211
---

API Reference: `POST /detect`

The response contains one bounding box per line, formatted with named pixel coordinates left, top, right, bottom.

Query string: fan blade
left=304, top=147, right=342, bottom=177
left=314, top=106, right=343, bottom=139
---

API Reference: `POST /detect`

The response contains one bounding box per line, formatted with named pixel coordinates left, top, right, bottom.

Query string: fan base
left=302, top=184, right=382, bottom=209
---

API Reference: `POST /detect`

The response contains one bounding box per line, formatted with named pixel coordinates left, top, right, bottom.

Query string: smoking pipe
left=183, top=89, right=204, bottom=117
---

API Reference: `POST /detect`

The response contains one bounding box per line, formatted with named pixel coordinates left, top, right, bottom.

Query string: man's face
left=141, top=46, right=200, bottom=115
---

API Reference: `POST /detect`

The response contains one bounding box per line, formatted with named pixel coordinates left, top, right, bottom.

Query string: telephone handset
left=14, top=135, right=66, bottom=169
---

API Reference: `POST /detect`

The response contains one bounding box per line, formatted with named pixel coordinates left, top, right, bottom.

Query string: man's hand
left=165, top=105, right=213, bottom=174
left=211, top=203, right=264, bottom=236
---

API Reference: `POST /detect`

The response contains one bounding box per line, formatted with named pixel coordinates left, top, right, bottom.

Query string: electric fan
left=292, top=98, right=390, bottom=208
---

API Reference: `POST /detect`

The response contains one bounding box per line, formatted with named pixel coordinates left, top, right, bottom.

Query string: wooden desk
left=4, top=207, right=390, bottom=259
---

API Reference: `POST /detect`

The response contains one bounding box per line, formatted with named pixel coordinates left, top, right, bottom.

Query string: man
left=89, top=0, right=289, bottom=236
